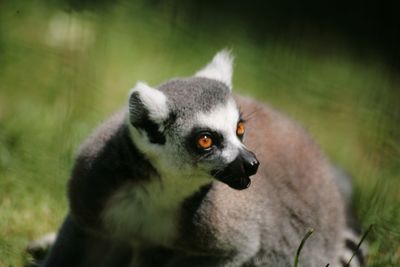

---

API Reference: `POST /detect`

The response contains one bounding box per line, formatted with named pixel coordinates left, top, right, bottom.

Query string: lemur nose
left=240, top=149, right=259, bottom=176
left=244, top=158, right=259, bottom=176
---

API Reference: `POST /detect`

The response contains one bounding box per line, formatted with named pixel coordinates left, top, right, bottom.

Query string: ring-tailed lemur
left=30, top=50, right=366, bottom=267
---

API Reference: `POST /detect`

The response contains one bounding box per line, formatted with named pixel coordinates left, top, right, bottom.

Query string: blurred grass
left=0, top=1, right=399, bottom=266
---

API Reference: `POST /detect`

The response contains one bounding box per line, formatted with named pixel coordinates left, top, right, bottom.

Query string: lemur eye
left=236, top=122, right=245, bottom=137
left=197, top=134, right=213, bottom=150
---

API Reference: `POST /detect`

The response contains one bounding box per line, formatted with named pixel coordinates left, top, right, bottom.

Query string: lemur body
left=37, top=51, right=365, bottom=267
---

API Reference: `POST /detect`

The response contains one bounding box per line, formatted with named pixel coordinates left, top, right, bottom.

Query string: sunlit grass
left=0, top=1, right=399, bottom=266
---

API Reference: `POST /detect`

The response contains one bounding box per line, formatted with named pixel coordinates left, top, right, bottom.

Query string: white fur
left=102, top=169, right=209, bottom=247
left=195, top=99, right=244, bottom=163
left=195, top=49, right=234, bottom=89
left=130, top=82, right=169, bottom=123
left=27, top=232, right=57, bottom=252
left=128, top=121, right=163, bottom=156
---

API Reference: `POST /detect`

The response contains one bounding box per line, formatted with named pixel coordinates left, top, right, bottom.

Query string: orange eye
left=197, top=135, right=213, bottom=149
left=236, top=122, right=245, bottom=137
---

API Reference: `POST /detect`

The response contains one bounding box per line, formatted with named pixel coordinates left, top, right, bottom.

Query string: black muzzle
left=211, top=148, right=259, bottom=190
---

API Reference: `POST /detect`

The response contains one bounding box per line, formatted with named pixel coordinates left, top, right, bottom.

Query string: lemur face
left=179, top=93, right=259, bottom=190
left=128, top=51, right=259, bottom=190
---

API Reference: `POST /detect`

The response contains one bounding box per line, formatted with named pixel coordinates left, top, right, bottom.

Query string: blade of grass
left=344, top=224, right=373, bottom=267
left=293, top=228, right=314, bottom=267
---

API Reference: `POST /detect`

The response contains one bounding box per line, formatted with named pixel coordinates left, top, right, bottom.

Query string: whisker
left=242, top=110, right=259, bottom=122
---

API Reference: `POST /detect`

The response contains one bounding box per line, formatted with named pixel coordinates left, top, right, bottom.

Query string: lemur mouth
left=211, top=171, right=253, bottom=191
left=222, top=175, right=252, bottom=190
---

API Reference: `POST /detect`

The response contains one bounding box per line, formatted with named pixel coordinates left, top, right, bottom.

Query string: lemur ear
left=195, top=49, right=234, bottom=90
left=128, top=82, right=169, bottom=144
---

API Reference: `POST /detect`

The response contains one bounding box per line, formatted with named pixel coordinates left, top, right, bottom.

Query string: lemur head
left=128, top=50, right=259, bottom=190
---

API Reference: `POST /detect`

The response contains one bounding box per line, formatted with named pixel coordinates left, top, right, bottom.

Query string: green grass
left=294, top=229, right=315, bottom=267
left=0, top=1, right=399, bottom=266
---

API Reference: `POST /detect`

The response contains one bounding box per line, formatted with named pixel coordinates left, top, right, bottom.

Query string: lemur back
left=33, top=50, right=366, bottom=267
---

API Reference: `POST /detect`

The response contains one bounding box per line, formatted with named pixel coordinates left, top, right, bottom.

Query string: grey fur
left=29, top=51, right=366, bottom=267
left=158, top=77, right=231, bottom=119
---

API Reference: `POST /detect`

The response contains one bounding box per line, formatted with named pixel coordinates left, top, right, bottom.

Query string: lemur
left=30, top=50, right=366, bottom=267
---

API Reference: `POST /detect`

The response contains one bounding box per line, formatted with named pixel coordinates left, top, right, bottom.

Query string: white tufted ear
left=195, top=49, right=234, bottom=89
left=128, top=82, right=169, bottom=124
